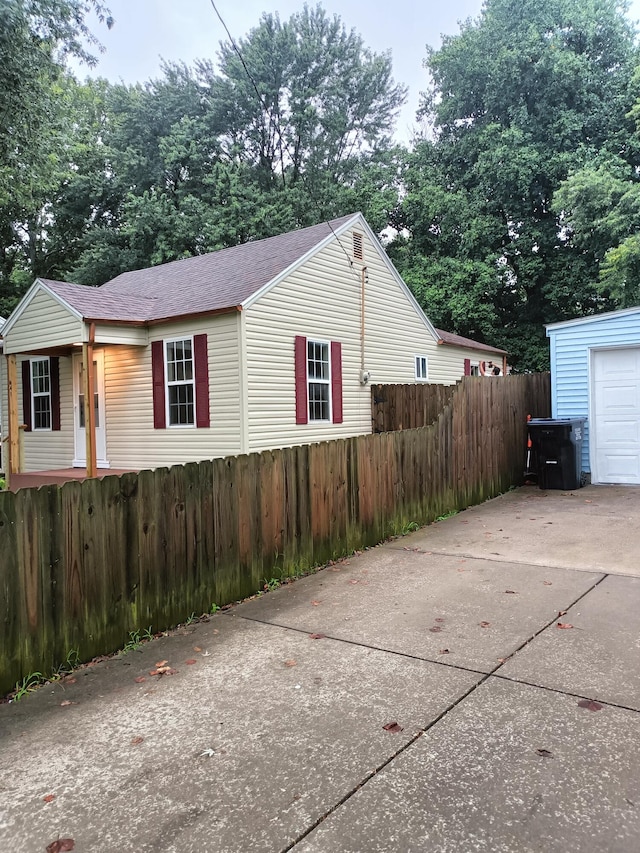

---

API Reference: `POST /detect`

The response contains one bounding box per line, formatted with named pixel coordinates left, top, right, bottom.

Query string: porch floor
left=8, top=468, right=137, bottom=491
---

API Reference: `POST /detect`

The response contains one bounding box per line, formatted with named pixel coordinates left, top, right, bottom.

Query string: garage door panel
left=596, top=452, right=640, bottom=483
left=595, top=417, right=640, bottom=445
left=594, top=348, right=640, bottom=380
left=592, top=347, right=640, bottom=484
left=597, top=382, right=640, bottom=412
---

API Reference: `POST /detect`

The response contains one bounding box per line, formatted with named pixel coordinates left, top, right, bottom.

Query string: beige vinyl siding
left=19, top=355, right=74, bottom=471
left=244, top=227, right=453, bottom=452
left=103, top=313, right=242, bottom=469
left=4, top=290, right=82, bottom=354
left=440, top=345, right=505, bottom=376
left=94, top=324, right=148, bottom=346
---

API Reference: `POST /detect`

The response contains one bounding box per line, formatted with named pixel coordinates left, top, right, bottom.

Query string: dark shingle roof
left=43, top=215, right=358, bottom=324
left=436, top=328, right=507, bottom=355
left=40, top=280, right=157, bottom=322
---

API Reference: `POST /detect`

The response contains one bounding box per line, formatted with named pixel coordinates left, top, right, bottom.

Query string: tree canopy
left=3, top=0, right=640, bottom=370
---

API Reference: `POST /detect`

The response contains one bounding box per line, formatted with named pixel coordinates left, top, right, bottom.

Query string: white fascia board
left=241, top=214, right=362, bottom=310
left=1, top=278, right=84, bottom=339
left=545, top=305, right=640, bottom=335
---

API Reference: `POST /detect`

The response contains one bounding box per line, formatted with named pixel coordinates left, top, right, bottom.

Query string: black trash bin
left=528, top=418, right=586, bottom=490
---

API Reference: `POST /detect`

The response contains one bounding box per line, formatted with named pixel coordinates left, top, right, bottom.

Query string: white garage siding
left=547, top=308, right=640, bottom=480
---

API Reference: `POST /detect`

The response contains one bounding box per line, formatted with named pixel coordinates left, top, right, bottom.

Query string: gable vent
left=353, top=232, right=364, bottom=261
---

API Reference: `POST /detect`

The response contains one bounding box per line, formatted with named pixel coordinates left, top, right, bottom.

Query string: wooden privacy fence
left=371, top=382, right=457, bottom=432
left=0, top=373, right=550, bottom=695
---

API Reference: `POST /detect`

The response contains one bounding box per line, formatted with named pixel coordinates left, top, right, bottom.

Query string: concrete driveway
left=1, top=484, right=639, bottom=852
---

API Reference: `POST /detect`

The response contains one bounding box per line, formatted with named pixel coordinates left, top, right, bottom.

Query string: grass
left=121, top=626, right=153, bottom=654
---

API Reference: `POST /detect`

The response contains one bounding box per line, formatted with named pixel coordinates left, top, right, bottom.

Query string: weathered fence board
left=0, top=374, right=550, bottom=695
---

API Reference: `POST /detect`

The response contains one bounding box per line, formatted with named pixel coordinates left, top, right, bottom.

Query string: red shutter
left=194, top=333, right=210, bottom=428
left=151, top=340, right=166, bottom=429
left=295, top=335, right=308, bottom=424
left=464, top=358, right=471, bottom=376
left=331, top=341, right=343, bottom=424
left=50, top=357, right=61, bottom=430
left=22, top=360, right=32, bottom=431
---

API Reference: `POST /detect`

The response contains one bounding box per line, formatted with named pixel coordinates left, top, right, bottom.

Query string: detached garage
left=546, top=307, right=640, bottom=485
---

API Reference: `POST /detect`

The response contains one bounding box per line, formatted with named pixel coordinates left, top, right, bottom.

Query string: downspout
left=360, top=266, right=368, bottom=381
left=83, top=322, right=97, bottom=477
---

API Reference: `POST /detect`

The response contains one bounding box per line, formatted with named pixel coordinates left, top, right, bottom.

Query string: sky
left=78, top=0, right=640, bottom=145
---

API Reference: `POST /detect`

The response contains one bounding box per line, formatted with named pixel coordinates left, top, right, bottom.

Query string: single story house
left=546, top=306, right=640, bottom=485
left=1, top=212, right=506, bottom=483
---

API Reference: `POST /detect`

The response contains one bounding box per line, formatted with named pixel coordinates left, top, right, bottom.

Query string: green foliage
left=392, top=0, right=638, bottom=370
left=121, top=626, right=153, bottom=654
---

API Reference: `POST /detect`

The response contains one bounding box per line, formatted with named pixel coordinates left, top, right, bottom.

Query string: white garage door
left=592, top=347, right=640, bottom=484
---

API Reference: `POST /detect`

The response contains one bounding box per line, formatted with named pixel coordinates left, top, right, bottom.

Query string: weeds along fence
left=0, top=373, right=550, bottom=695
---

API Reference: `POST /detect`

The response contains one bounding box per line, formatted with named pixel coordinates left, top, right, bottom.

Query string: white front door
left=592, top=347, right=640, bottom=484
left=73, top=350, right=109, bottom=468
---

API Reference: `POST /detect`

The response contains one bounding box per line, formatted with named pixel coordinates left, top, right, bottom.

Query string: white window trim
left=164, top=335, right=196, bottom=428
left=30, top=356, right=52, bottom=431
left=415, top=354, right=429, bottom=382
left=307, top=338, right=332, bottom=423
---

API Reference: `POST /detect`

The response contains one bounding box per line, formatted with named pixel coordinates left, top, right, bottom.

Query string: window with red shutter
left=152, top=335, right=209, bottom=429
left=295, top=336, right=343, bottom=424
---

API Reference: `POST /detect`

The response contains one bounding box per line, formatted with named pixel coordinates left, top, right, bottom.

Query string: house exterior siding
left=9, top=355, right=75, bottom=471
left=547, top=309, right=640, bottom=474
left=243, top=226, right=454, bottom=453
left=103, top=313, right=243, bottom=469
left=4, top=289, right=82, bottom=354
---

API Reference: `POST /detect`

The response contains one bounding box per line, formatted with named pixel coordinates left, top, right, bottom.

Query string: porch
left=8, top=467, right=136, bottom=492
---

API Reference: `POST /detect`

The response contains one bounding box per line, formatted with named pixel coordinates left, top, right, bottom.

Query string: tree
left=65, top=4, right=406, bottom=284
left=0, top=0, right=112, bottom=312
left=393, top=0, right=638, bottom=370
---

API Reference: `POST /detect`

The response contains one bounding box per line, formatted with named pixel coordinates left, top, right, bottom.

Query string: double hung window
left=165, top=338, right=195, bottom=426
left=31, top=358, right=52, bottom=430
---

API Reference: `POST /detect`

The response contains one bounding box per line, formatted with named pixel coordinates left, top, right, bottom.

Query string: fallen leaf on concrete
left=349, top=579, right=359, bottom=584
left=284, top=660, right=297, bottom=667
left=309, top=633, right=326, bottom=640
left=59, top=700, right=76, bottom=707
left=134, top=676, right=146, bottom=683
left=130, top=736, right=144, bottom=745
left=578, top=699, right=603, bottom=712
left=193, top=646, right=202, bottom=652
left=42, top=794, right=56, bottom=803
left=155, top=660, right=168, bottom=667
left=543, top=581, right=553, bottom=586
left=382, top=722, right=404, bottom=733
left=311, top=600, right=321, bottom=606
left=438, top=649, right=450, bottom=655
left=149, top=666, right=178, bottom=676
left=505, top=590, right=518, bottom=594
left=557, top=622, right=573, bottom=629
left=497, top=658, right=507, bottom=663
left=585, top=499, right=592, bottom=503
left=61, top=676, right=76, bottom=684
left=46, top=840, right=74, bottom=853
left=429, top=626, right=443, bottom=633
left=536, top=748, right=554, bottom=759
left=185, top=659, right=197, bottom=665
left=558, top=610, right=567, bottom=617
left=435, top=618, right=445, bottom=623
left=479, top=621, right=491, bottom=628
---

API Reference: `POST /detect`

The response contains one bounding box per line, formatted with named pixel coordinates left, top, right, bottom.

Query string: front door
left=73, top=350, right=109, bottom=468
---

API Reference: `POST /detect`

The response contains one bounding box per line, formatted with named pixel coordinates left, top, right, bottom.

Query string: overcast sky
left=79, top=0, right=640, bottom=144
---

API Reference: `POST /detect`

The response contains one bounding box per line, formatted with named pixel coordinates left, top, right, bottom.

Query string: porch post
left=82, top=342, right=97, bottom=477
left=6, top=353, right=20, bottom=480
